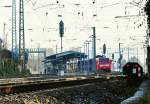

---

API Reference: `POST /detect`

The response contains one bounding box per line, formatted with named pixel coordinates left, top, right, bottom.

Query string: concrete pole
left=144, top=46, right=145, bottom=71
left=85, top=41, right=90, bottom=73
left=85, top=43, right=87, bottom=56
left=79, top=47, right=82, bottom=52
left=147, top=46, right=150, bottom=76
left=128, top=47, right=129, bottom=62
left=119, top=43, right=121, bottom=71
left=87, top=42, right=90, bottom=73
left=3, top=22, right=6, bottom=48
left=56, top=45, right=58, bottom=54
left=137, top=47, right=138, bottom=63
left=92, top=27, right=96, bottom=71
left=83, top=45, right=86, bottom=71
left=61, top=37, right=63, bottom=53
left=83, top=45, right=86, bottom=54
left=86, top=42, right=90, bottom=58
left=37, top=43, right=40, bottom=74
left=133, top=47, right=135, bottom=57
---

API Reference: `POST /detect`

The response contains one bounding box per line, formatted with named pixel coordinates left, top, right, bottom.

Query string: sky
left=0, top=0, right=148, bottom=63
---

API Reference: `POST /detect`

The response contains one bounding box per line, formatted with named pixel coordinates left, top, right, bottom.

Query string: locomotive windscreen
left=99, top=58, right=109, bottom=64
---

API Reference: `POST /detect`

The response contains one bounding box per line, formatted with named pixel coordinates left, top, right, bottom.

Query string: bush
left=138, top=92, right=150, bottom=104
left=21, top=69, right=31, bottom=76
left=0, top=58, right=31, bottom=78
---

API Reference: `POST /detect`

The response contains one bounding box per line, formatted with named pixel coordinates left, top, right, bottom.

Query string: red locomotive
left=96, top=56, right=112, bottom=72
left=77, top=55, right=112, bottom=72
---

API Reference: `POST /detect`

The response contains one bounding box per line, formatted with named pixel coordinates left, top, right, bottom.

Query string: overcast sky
left=0, top=0, right=147, bottom=59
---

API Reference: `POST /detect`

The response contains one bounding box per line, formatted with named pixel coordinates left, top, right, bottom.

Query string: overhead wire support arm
left=115, top=14, right=146, bottom=18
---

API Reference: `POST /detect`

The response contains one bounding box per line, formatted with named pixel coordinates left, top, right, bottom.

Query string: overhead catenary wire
left=0, top=0, right=148, bottom=52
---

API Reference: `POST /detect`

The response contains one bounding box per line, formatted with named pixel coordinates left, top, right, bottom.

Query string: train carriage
left=123, top=62, right=143, bottom=79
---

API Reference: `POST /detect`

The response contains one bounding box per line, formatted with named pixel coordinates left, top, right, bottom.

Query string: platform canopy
left=44, top=51, right=87, bottom=63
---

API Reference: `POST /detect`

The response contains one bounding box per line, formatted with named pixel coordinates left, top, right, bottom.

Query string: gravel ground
left=0, top=79, right=140, bottom=104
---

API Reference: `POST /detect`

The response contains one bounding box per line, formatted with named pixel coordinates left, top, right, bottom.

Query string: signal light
left=59, top=20, right=64, bottom=37
left=135, top=64, right=138, bottom=67
left=126, top=64, right=129, bottom=67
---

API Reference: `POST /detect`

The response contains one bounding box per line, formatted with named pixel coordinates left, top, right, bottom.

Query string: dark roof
left=96, top=55, right=106, bottom=58
left=44, top=51, right=87, bottom=63
left=125, top=62, right=141, bottom=65
left=123, top=62, right=142, bottom=68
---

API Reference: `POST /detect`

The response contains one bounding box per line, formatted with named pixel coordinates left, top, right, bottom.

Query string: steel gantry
left=19, top=0, right=25, bottom=69
left=12, top=0, right=17, bottom=59
left=26, top=48, right=46, bottom=73
left=25, top=48, right=46, bottom=58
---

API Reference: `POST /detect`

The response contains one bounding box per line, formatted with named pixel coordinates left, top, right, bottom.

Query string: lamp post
left=82, top=44, right=86, bottom=55
left=85, top=40, right=91, bottom=73
left=85, top=40, right=91, bottom=59
left=119, top=43, right=123, bottom=72
left=130, top=42, right=145, bottom=62
left=137, top=47, right=138, bottom=63
left=97, top=38, right=101, bottom=55
left=51, top=40, right=58, bottom=54
left=144, top=44, right=146, bottom=71
left=128, top=47, right=130, bottom=62
left=78, top=47, right=82, bottom=52
left=82, top=44, right=86, bottom=71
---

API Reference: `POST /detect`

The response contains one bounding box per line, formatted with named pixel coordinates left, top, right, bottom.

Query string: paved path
left=121, top=79, right=149, bottom=104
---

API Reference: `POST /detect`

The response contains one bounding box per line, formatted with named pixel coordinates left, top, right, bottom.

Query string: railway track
left=0, top=75, right=125, bottom=94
